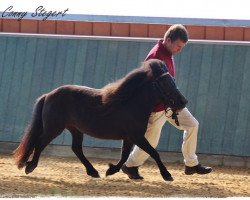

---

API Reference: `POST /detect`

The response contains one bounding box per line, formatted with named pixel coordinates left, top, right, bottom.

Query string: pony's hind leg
left=133, top=137, right=173, bottom=181
left=25, top=125, right=64, bottom=174
left=68, top=127, right=100, bottom=178
left=106, top=140, right=133, bottom=176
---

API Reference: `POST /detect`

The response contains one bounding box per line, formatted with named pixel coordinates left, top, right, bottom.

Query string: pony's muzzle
left=173, top=94, right=188, bottom=111
left=180, top=96, right=188, bottom=108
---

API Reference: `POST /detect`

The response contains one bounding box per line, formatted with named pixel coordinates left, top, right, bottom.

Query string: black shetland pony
left=14, top=59, right=188, bottom=181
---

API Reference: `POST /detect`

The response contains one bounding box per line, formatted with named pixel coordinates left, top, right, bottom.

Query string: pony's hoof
left=106, top=163, right=119, bottom=176
left=162, top=171, right=174, bottom=181
left=164, top=175, right=174, bottom=181
left=91, top=173, right=100, bottom=178
left=25, top=162, right=36, bottom=174
left=87, top=169, right=100, bottom=178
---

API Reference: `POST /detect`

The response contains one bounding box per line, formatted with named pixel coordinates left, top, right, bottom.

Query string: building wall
left=0, top=19, right=250, bottom=41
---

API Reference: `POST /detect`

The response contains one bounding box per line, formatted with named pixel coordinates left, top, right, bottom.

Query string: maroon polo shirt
left=145, top=39, right=175, bottom=112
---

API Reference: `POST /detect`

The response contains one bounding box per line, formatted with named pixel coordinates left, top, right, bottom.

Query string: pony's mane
left=99, top=59, right=167, bottom=111
left=100, top=59, right=167, bottom=109
left=101, top=62, right=153, bottom=106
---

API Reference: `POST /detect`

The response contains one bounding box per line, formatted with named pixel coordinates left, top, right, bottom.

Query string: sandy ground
left=0, top=153, right=249, bottom=198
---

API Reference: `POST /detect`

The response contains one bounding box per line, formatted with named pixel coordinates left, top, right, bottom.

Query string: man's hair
left=163, top=24, right=189, bottom=43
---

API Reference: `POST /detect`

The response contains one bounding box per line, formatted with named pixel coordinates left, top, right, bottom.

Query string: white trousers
left=125, top=108, right=199, bottom=167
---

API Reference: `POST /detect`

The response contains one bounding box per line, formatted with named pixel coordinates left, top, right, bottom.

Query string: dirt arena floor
left=0, top=153, right=249, bottom=198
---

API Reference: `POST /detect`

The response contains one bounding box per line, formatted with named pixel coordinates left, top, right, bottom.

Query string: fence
left=0, top=33, right=249, bottom=156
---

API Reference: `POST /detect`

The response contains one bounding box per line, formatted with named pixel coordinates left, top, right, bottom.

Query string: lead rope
left=164, top=106, right=180, bottom=126
left=171, top=108, right=180, bottom=126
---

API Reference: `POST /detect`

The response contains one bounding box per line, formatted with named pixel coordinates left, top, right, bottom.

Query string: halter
left=155, top=72, right=170, bottom=80
left=153, top=72, right=180, bottom=126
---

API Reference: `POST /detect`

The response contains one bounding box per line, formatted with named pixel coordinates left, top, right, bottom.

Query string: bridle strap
left=153, top=81, right=168, bottom=101
left=155, top=72, right=170, bottom=81
left=153, top=71, right=180, bottom=126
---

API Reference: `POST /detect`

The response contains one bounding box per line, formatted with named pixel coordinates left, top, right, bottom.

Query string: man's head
left=163, top=24, right=189, bottom=55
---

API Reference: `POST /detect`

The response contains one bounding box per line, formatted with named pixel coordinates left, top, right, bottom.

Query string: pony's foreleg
left=69, top=128, right=100, bottom=178
left=133, top=137, right=173, bottom=181
left=106, top=140, right=133, bottom=176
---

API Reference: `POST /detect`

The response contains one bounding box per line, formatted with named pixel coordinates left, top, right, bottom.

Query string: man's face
left=164, top=38, right=186, bottom=55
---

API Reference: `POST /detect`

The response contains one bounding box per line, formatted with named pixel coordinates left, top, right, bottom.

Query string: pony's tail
left=13, top=94, right=46, bottom=169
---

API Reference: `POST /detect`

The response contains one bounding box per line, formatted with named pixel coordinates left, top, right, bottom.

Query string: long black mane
left=101, top=59, right=166, bottom=107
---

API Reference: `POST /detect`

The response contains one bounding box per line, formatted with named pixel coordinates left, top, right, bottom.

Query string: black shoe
left=185, top=164, right=212, bottom=175
left=121, top=165, right=143, bottom=179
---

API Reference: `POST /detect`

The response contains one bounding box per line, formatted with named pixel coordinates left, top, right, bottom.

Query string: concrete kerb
left=0, top=142, right=249, bottom=168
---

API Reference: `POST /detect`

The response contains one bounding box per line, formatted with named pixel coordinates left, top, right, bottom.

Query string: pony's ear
left=144, top=59, right=168, bottom=78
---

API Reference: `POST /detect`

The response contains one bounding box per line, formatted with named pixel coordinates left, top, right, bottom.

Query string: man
left=122, top=24, right=212, bottom=179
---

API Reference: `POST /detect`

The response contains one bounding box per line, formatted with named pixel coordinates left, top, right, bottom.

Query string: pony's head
left=146, top=59, right=188, bottom=112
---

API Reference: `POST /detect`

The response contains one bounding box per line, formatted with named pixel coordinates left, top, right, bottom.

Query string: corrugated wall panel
left=231, top=46, right=248, bottom=155
left=0, top=34, right=249, bottom=156
left=0, top=37, right=17, bottom=141
left=241, top=48, right=250, bottom=156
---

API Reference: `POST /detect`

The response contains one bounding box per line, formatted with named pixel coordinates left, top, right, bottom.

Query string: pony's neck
left=101, top=69, right=150, bottom=107
left=128, top=82, right=157, bottom=117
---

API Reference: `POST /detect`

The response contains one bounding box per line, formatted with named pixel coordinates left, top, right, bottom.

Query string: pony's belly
left=87, top=130, right=123, bottom=140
